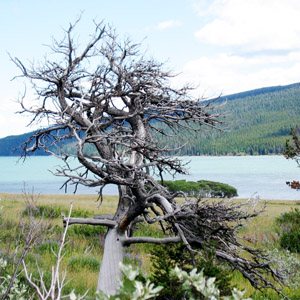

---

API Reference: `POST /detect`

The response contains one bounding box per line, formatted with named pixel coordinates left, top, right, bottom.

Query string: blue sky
left=1, top=0, right=300, bottom=138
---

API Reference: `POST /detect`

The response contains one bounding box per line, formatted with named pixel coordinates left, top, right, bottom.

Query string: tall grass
left=0, top=193, right=299, bottom=299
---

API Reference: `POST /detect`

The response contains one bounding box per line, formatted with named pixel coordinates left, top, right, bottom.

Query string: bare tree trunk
left=97, top=227, right=125, bottom=295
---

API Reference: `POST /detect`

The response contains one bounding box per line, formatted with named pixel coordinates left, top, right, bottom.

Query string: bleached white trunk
left=97, top=117, right=146, bottom=295
left=97, top=228, right=125, bottom=295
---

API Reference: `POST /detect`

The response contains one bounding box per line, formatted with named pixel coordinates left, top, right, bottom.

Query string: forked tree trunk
left=97, top=227, right=126, bottom=295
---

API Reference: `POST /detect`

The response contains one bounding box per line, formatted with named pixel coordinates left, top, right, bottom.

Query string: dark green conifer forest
left=159, top=83, right=300, bottom=156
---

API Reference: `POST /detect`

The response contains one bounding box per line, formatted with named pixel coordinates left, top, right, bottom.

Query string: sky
left=1, top=0, right=300, bottom=138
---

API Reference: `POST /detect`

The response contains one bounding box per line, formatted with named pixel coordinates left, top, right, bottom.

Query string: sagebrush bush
left=275, top=208, right=300, bottom=252
left=0, top=258, right=32, bottom=300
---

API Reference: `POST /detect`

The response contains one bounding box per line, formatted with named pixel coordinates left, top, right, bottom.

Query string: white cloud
left=175, top=51, right=300, bottom=96
left=156, top=19, right=182, bottom=30
left=194, top=0, right=300, bottom=52
left=183, top=0, right=300, bottom=96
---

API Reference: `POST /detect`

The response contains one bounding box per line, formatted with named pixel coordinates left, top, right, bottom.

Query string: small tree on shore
left=284, top=127, right=300, bottom=190
left=13, top=19, right=287, bottom=295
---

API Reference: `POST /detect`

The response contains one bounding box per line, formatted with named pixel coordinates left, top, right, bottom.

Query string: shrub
left=96, top=263, right=162, bottom=300
left=198, top=180, right=238, bottom=198
left=160, top=180, right=238, bottom=198
left=149, top=243, right=233, bottom=300
left=38, top=240, right=60, bottom=253
left=67, top=224, right=106, bottom=238
left=23, top=204, right=92, bottom=219
left=94, top=263, right=250, bottom=300
left=267, top=248, right=300, bottom=289
left=23, top=204, right=64, bottom=218
left=275, top=208, right=300, bottom=252
left=68, top=255, right=100, bottom=272
left=0, top=258, right=28, bottom=300
left=0, top=219, right=20, bottom=243
left=71, top=208, right=93, bottom=218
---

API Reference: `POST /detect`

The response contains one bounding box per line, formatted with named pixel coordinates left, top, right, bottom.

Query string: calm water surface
left=0, top=155, right=299, bottom=200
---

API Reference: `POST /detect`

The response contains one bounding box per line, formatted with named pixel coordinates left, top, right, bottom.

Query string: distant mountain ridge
left=217, top=82, right=300, bottom=102
left=0, top=131, right=48, bottom=156
left=1, top=82, right=300, bottom=156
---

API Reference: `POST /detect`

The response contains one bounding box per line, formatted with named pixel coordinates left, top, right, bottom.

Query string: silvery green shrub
left=69, top=263, right=251, bottom=300
left=0, top=259, right=27, bottom=300
left=171, top=266, right=251, bottom=300
left=95, top=263, right=163, bottom=300
left=267, top=248, right=300, bottom=289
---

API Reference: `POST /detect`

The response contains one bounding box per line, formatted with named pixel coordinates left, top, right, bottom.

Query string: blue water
left=0, top=155, right=299, bottom=200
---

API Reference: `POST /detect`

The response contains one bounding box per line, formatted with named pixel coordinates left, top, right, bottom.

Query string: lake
left=0, top=155, right=299, bottom=200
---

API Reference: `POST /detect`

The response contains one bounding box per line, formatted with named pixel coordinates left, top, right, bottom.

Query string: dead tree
left=12, top=20, right=286, bottom=295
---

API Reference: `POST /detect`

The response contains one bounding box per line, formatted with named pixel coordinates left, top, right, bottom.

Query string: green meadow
left=0, top=193, right=300, bottom=299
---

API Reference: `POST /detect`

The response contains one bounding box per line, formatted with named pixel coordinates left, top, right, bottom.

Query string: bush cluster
left=161, top=179, right=238, bottom=198
left=275, top=208, right=300, bottom=252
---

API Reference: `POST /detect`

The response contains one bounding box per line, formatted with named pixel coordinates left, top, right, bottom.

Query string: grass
left=0, top=193, right=300, bottom=299
left=0, top=192, right=109, bottom=297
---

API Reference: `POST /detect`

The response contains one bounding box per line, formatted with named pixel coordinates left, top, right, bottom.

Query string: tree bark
left=97, top=227, right=125, bottom=295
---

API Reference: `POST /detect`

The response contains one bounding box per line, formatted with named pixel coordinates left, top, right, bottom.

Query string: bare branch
left=63, top=216, right=116, bottom=227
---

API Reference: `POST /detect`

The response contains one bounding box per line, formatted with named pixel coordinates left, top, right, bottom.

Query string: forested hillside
left=0, top=131, right=47, bottom=156
left=1, top=82, right=300, bottom=156
left=161, top=83, right=300, bottom=155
